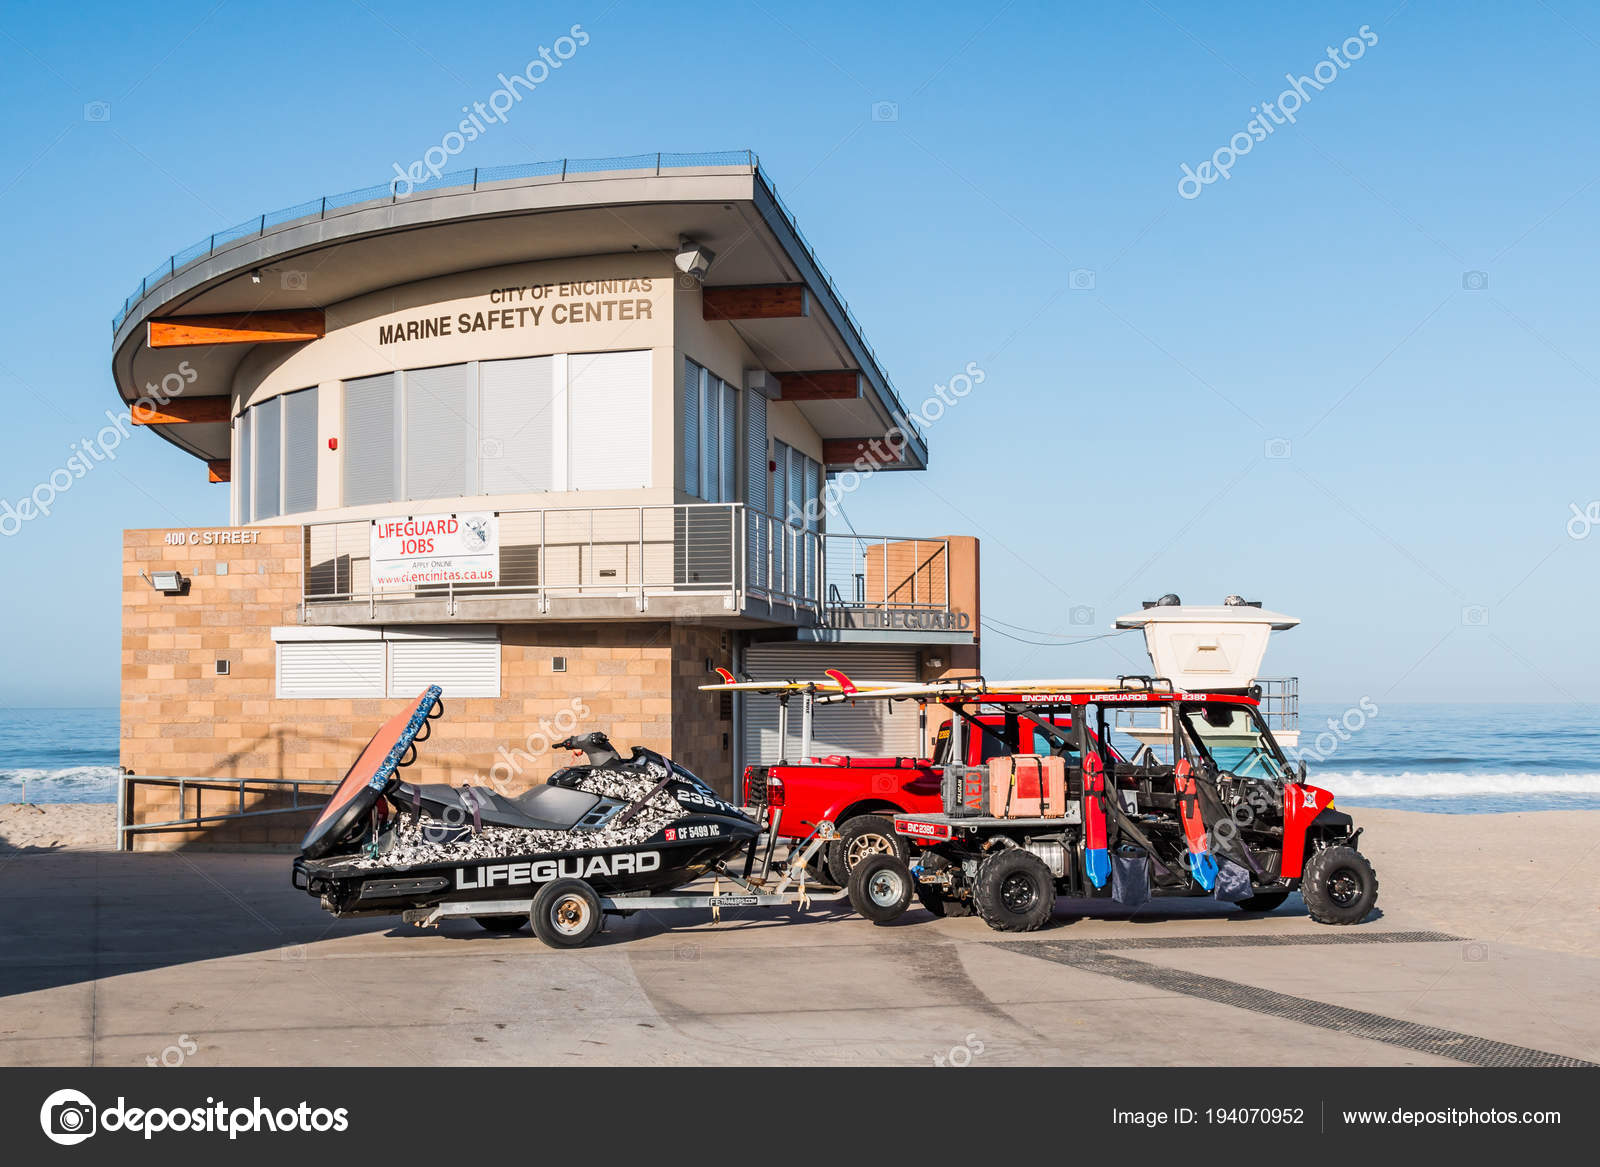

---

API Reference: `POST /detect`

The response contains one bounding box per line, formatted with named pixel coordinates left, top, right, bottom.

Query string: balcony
left=299, top=503, right=974, bottom=640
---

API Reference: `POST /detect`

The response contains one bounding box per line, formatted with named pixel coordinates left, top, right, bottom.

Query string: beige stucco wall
left=226, top=255, right=827, bottom=527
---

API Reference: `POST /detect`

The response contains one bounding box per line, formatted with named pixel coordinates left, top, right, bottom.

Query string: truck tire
left=972, top=850, right=1055, bottom=933
left=530, top=879, right=603, bottom=948
left=916, top=886, right=975, bottom=918
left=826, top=815, right=910, bottom=886
left=1234, top=891, right=1291, bottom=914
left=848, top=854, right=913, bottom=924
left=1301, top=846, right=1378, bottom=925
left=476, top=915, right=527, bottom=933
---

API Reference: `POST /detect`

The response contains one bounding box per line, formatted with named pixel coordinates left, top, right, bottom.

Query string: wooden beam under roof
left=776, top=371, right=863, bottom=401
left=148, top=310, right=325, bottom=348
left=701, top=284, right=809, bottom=321
left=131, top=397, right=231, bottom=426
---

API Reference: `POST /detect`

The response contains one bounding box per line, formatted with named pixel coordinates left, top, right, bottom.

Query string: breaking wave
left=0, top=766, right=120, bottom=804
left=1317, top=770, right=1600, bottom=798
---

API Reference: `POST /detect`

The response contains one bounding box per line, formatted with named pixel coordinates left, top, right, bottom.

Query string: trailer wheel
left=916, top=886, right=975, bottom=918
left=848, top=855, right=913, bottom=924
left=973, top=850, right=1055, bottom=933
left=476, top=915, right=527, bottom=933
left=530, top=879, right=603, bottom=948
left=1301, top=846, right=1379, bottom=925
left=1234, top=890, right=1291, bottom=914
left=827, top=815, right=910, bottom=886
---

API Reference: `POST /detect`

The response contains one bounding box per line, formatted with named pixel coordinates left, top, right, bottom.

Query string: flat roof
left=111, top=150, right=928, bottom=469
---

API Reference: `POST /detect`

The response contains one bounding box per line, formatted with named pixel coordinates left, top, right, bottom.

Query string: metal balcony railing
left=301, top=502, right=956, bottom=629
left=1256, top=676, right=1300, bottom=734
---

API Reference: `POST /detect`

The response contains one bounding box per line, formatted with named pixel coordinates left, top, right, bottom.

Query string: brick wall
left=121, top=528, right=743, bottom=849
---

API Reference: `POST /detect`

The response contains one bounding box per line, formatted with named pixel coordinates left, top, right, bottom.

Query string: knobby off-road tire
left=1301, top=846, right=1379, bottom=925
left=972, top=850, right=1055, bottom=933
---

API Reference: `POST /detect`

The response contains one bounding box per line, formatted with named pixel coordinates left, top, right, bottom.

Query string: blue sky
left=0, top=0, right=1596, bottom=707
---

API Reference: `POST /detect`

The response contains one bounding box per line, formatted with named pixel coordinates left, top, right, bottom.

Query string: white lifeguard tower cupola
left=1113, top=594, right=1301, bottom=747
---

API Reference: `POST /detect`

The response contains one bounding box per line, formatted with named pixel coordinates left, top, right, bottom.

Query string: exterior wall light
left=144, top=570, right=190, bottom=595
left=674, top=237, right=716, bottom=281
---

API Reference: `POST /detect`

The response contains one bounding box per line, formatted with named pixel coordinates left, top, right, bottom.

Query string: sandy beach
left=0, top=803, right=116, bottom=853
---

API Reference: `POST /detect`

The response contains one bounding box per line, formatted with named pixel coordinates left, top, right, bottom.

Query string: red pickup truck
left=741, top=711, right=1093, bottom=888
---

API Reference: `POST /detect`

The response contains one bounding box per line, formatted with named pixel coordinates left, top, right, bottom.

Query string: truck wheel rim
left=552, top=895, right=591, bottom=935
left=1327, top=870, right=1360, bottom=907
left=847, top=834, right=893, bottom=867
left=868, top=869, right=903, bottom=907
left=1000, top=873, right=1038, bottom=913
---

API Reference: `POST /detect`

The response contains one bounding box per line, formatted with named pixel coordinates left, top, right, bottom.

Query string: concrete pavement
left=2, top=808, right=1597, bottom=1067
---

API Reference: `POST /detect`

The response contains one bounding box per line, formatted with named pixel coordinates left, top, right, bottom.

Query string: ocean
left=0, top=708, right=121, bottom=804
left=2, top=704, right=1598, bottom=814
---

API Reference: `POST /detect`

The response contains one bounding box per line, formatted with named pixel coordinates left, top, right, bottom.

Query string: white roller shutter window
left=283, top=387, right=319, bottom=515
left=387, top=634, right=500, bottom=698
left=746, top=391, right=768, bottom=587
left=343, top=373, right=399, bottom=506
left=253, top=396, right=281, bottom=521
left=702, top=369, right=720, bottom=501
left=568, top=350, right=650, bottom=490
left=276, top=640, right=386, bottom=699
left=479, top=356, right=558, bottom=494
left=682, top=357, right=700, bottom=496
left=405, top=363, right=476, bottom=501
left=745, top=390, right=767, bottom=511
left=740, top=645, right=923, bottom=765
left=720, top=381, right=737, bottom=503
left=236, top=408, right=252, bottom=524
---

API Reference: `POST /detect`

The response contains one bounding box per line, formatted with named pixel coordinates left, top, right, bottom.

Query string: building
left=111, top=151, right=979, bottom=848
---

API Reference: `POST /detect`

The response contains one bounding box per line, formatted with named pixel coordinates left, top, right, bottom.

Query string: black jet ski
left=292, top=687, right=760, bottom=939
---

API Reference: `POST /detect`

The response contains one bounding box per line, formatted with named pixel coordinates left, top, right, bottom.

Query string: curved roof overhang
left=110, top=155, right=928, bottom=472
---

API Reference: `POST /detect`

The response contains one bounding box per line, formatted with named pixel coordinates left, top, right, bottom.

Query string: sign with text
left=370, top=512, right=498, bottom=588
left=375, top=278, right=659, bottom=346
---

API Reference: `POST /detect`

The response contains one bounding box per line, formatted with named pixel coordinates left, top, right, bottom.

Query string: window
left=405, top=363, right=476, bottom=501
left=682, top=358, right=738, bottom=502
left=681, top=357, right=700, bottom=495
left=479, top=355, right=559, bottom=494
left=283, top=387, right=319, bottom=514
left=237, top=386, right=319, bottom=521
left=274, top=628, right=385, bottom=699
left=273, top=626, right=500, bottom=699
left=341, top=352, right=649, bottom=506
left=254, top=397, right=281, bottom=520
left=343, top=373, right=399, bottom=506
left=568, top=350, right=651, bottom=491
left=237, top=407, right=252, bottom=523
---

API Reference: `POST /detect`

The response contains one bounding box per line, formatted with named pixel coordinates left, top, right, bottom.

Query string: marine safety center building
left=111, top=152, right=979, bottom=847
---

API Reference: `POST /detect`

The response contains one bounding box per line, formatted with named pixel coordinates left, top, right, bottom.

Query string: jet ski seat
left=403, top=782, right=603, bottom=831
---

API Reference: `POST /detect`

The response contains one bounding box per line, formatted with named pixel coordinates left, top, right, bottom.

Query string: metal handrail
left=299, top=501, right=955, bottom=626
left=117, top=774, right=338, bottom=849
left=303, top=501, right=824, bottom=617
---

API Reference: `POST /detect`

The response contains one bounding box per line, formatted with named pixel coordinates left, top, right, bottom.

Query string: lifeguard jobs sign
left=370, top=512, right=499, bottom=588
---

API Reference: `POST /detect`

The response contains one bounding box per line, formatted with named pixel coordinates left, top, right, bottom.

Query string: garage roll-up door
left=741, top=645, right=922, bottom=766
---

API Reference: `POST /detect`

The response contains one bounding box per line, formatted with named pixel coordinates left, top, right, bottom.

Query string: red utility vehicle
left=740, top=711, right=1121, bottom=888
